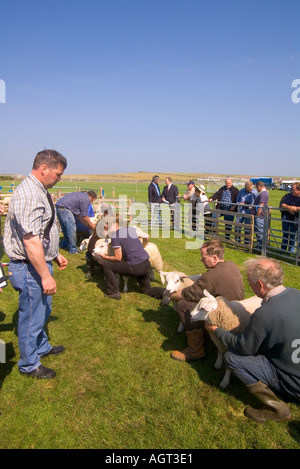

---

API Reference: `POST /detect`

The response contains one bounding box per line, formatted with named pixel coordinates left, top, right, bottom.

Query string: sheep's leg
left=219, top=367, right=231, bottom=390
left=123, top=276, right=129, bottom=293
left=214, top=351, right=223, bottom=370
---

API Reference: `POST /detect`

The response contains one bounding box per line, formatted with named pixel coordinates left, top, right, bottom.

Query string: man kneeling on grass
left=206, top=257, right=300, bottom=423
left=92, top=214, right=163, bottom=300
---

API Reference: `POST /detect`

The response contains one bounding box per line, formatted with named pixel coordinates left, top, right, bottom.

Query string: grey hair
left=244, top=257, right=283, bottom=289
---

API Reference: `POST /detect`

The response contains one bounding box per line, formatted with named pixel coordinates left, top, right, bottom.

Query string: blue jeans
left=8, top=260, right=53, bottom=373
left=224, top=351, right=300, bottom=401
left=254, top=217, right=264, bottom=250
left=281, top=218, right=297, bottom=252
left=56, top=207, right=78, bottom=253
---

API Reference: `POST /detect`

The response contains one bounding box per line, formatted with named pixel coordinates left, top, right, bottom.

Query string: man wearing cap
left=183, top=180, right=195, bottom=200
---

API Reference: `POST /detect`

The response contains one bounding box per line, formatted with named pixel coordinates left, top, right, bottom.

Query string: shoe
left=105, top=293, right=121, bottom=300
left=41, top=345, right=65, bottom=358
left=160, top=289, right=171, bottom=306
left=171, top=329, right=206, bottom=361
left=244, top=381, right=292, bottom=423
left=20, top=364, right=56, bottom=379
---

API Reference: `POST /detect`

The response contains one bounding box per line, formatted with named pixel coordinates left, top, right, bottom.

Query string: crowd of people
left=1, top=151, right=300, bottom=425
left=148, top=176, right=300, bottom=252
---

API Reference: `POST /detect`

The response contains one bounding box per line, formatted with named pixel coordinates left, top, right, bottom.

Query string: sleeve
left=215, top=309, right=267, bottom=355
left=79, top=194, right=91, bottom=217
left=14, top=195, right=45, bottom=237
left=181, top=272, right=215, bottom=302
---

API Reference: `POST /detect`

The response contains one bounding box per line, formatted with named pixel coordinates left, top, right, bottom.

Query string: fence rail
left=1, top=192, right=299, bottom=266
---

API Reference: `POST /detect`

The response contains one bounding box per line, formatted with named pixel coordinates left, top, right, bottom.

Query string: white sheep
left=159, top=271, right=201, bottom=332
left=190, top=290, right=262, bottom=389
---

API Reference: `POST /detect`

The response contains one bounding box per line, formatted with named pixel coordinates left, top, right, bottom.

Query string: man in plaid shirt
left=4, top=150, right=68, bottom=379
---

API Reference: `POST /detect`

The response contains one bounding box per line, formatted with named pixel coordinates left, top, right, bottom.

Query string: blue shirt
left=56, top=192, right=91, bottom=217
left=111, top=226, right=149, bottom=265
left=237, top=188, right=257, bottom=214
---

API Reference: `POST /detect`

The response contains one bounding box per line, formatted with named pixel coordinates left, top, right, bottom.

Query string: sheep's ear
left=178, top=272, right=188, bottom=278
left=203, top=290, right=215, bottom=299
left=160, top=271, right=168, bottom=277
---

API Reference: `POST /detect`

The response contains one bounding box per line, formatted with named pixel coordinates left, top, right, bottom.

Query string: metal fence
left=1, top=194, right=299, bottom=266
left=130, top=200, right=300, bottom=266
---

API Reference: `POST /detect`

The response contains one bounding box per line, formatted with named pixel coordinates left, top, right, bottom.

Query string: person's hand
left=0, top=204, right=4, bottom=215
left=55, top=254, right=68, bottom=271
left=205, top=323, right=218, bottom=334
left=42, top=275, right=57, bottom=295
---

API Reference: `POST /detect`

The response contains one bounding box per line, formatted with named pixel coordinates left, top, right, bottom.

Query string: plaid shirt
left=3, top=173, right=59, bottom=261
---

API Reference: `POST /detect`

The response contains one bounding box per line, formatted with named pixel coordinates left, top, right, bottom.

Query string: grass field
left=0, top=178, right=300, bottom=449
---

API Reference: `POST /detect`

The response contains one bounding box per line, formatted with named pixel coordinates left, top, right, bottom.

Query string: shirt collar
left=28, top=172, right=48, bottom=194
left=263, top=285, right=286, bottom=303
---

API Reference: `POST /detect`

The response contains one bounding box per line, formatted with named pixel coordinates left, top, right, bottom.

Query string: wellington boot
left=171, top=329, right=206, bottom=362
left=244, top=381, right=292, bottom=423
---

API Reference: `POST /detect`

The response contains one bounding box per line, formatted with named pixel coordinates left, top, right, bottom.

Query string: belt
left=11, top=259, right=30, bottom=264
left=56, top=206, right=66, bottom=209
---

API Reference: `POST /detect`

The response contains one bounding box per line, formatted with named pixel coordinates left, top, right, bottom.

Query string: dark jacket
left=148, top=182, right=162, bottom=203
left=162, top=184, right=179, bottom=204
left=210, top=185, right=239, bottom=212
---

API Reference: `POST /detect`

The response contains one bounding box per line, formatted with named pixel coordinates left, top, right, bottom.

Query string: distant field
left=0, top=176, right=289, bottom=207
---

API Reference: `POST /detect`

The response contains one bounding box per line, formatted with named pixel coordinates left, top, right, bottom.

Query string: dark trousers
left=93, top=255, right=164, bottom=298
left=176, top=299, right=204, bottom=331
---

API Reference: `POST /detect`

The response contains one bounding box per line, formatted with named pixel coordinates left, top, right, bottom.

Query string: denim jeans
left=8, top=260, right=53, bottom=373
left=254, top=217, right=264, bottom=250
left=224, top=351, right=300, bottom=401
left=281, top=218, right=297, bottom=252
left=56, top=207, right=78, bottom=253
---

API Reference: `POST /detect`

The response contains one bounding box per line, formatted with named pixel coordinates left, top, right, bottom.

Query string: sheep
left=190, top=290, right=262, bottom=389
left=159, top=271, right=202, bottom=332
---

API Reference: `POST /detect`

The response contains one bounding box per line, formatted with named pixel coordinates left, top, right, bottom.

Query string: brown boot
left=244, top=381, right=292, bottom=423
left=171, top=329, right=206, bottom=362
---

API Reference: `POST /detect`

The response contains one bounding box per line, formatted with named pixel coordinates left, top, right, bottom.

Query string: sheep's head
left=93, top=239, right=110, bottom=255
left=160, top=271, right=188, bottom=294
left=79, top=239, right=89, bottom=252
left=190, top=290, right=218, bottom=322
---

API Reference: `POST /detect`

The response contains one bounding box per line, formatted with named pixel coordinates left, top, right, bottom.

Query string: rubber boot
left=244, top=381, right=292, bottom=423
left=171, top=329, right=205, bottom=361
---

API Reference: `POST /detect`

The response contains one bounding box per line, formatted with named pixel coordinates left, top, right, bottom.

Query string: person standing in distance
left=3, top=149, right=68, bottom=379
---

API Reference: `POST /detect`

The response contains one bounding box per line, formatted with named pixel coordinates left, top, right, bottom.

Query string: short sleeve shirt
left=110, top=226, right=149, bottom=265
left=3, top=174, right=59, bottom=261
left=56, top=192, right=91, bottom=217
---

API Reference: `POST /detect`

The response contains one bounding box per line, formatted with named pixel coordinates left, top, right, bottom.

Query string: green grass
left=0, top=230, right=300, bottom=449
left=1, top=181, right=300, bottom=449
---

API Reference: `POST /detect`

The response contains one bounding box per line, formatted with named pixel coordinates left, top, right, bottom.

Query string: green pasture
left=1, top=179, right=300, bottom=449
left=1, top=226, right=300, bottom=449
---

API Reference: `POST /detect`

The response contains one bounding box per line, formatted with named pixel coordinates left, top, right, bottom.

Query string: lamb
left=159, top=271, right=201, bottom=332
left=190, top=290, right=262, bottom=389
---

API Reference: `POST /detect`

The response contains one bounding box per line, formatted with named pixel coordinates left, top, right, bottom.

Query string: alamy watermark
left=97, top=195, right=206, bottom=250
left=291, top=78, right=300, bottom=104
left=0, top=79, right=6, bottom=103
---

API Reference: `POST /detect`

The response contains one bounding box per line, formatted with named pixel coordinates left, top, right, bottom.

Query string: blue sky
left=1, top=0, right=299, bottom=177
